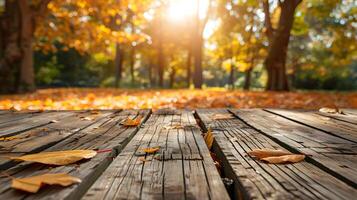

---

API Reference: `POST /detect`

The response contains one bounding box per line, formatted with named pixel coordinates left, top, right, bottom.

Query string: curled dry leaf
left=247, top=148, right=305, bottom=164
left=12, top=173, right=81, bottom=193
left=163, top=123, right=183, bottom=130
left=121, top=116, right=142, bottom=127
left=10, top=150, right=97, bottom=165
left=319, top=107, right=344, bottom=114
left=143, top=147, right=160, bottom=154
left=261, top=154, right=306, bottom=164
left=247, top=149, right=291, bottom=159
left=204, top=129, right=214, bottom=150
left=211, top=113, right=235, bottom=120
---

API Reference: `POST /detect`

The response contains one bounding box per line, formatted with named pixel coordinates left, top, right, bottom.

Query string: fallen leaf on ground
left=143, top=147, right=160, bottom=154
left=81, top=116, right=94, bottom=121
left=12, top=173, right=81, bottom=193
left=261, top=154, right=306, bottom=164
left=247, top=149, right=292, bottom=159
left=10, top=150, right=97, bottom=165
left=204, top=129, right=214, bottom=150
left=247, top=149, right=305, bottom=164
left=0, top=136, right=19, bottom=141
left=121, top=116, right=142, bottom=127
left=163, top=123, right=183, bottom=130
left=319, top=107, right=344, bottom=114
left=211, top=113, right=235, bottom=120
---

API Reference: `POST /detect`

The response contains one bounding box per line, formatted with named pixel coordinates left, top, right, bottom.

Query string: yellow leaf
left=211, top=113, right=235, bottom=120
left=0, top=136, right=19, bottom=141
left=10, top=150, right=97, bottom=165
left=204, top=129, right=214, bottom=150
left=12, top=173, right=81, bottom=193
left=261, top=154, right=306, bottom=164
left=247, top=149, right=291, bottom=159
left=121, top=116, right=142, bottom=127
left=143, top=147, right=160, bottom=154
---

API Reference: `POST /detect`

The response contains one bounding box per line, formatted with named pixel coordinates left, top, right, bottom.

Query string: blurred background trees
left=0, top=0, right=356, bottom=93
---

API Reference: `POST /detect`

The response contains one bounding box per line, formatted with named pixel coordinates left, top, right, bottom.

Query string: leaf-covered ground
left=0, top=88, right=356, bottom=110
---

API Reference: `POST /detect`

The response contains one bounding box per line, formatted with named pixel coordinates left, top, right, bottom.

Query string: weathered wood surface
left=196, top=109, right=357, bottom=200
left=0, top=110, right=150, bottom=200
left=0, top=108, right=356, bottom=200
left=232, top=109, right=357, bottom=188
left=83, top=110, right=230, bottom=200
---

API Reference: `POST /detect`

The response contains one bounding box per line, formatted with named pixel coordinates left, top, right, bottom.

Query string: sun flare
left=167, top=0, right=209, bottom=22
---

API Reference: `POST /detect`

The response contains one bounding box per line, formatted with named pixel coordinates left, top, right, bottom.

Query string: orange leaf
left=121, top=116, right=142, bottom=127
left=10, top=150, right=97, bottom=165
left=247, top=149, right=291, bottom=159
left=143, top=147, right=160, bottom=154
left=261, top=154, right=306, bottom=164
left=204, top=128, right=214, bottom=150
left=12, top=173, right=81, bottom=193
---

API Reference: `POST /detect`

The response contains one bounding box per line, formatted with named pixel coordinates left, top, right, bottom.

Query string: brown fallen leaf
left=143, top=147, right=160, bottom=154
left=163, top=123, right=183, bottom=130
left=247, top=149, right=292, bottom=159
left=10, top=150, right=97, bottom=165
left=12, top=173, right=81, bottom=193
left=261, top=154, right=306, bottom=164
left=121, top=116, right=142, bottom=127
left=319, top=107, right=344, bottom=114
left=211, top=113, right=235, bottom=120
left=204, top=129, right=214, bottom=150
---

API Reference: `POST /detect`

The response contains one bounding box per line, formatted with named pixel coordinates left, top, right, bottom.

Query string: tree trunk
left=229, top=62, right=234, bottom=89
left=130, top=47, right=135, bottom=85
left=18, top=0, right=35, bottom=92
left=114, top=44, right=124, bottom=88
left=157, top=36, right=164, bottom=87
left=243, top=68, right=252, bottom=90
left=263, top=0, right=302, bottom=91
left=0, top=0, right=21, bottom=93
left=192, top=0, right=204, bottom=89
left=169, top=68, right=176, bottom=88
left=186, top=49, right=191, bottom=87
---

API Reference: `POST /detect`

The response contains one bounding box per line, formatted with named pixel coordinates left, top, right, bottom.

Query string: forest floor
left=0, top=88, right=356, bottom=110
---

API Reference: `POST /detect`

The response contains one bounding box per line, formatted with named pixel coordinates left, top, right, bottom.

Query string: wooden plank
left=83, top=109, right=229, bottom=200
left=266, top=109, right=357, bottom=143
left=196, top=109, right=357, bottom=200
left=0, top=110, right=115, bottom=170
left=317, top=111, right=357, bottom=125
left=0, top=111, right=74, bottom=137
left=231, top=109, right=357, bottom=188
left=0, top=111, right=43, bottom=125
left=342, top=109, right=357, bottom=116
left=0, top=109, right=150, bottom=200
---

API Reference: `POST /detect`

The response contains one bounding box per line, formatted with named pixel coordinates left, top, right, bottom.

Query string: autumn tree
left=263, top=0, right=302, bottom=91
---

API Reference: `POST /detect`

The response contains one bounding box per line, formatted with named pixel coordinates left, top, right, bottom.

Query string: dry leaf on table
left=211, top=113, right=235, bottom=120
left=247, top=149, right=292, bottom=159
left=319, top=107, right=344, bottom=114
left=121, top=116, right=142, bottom=127
left=247, top=148, right=305, bottom=164
left=143, top=147, right=160, bottom=154
left=261, top=154, right=306, bottom=164
left=10, top=150, right=97, bottom=165
left=204, top=129, right=214, bottom=150
left=163, top=123, right=183, bottom=130
left=0, top=136, right=19, bottom=141
left=12, top=173, right=81, bottom=193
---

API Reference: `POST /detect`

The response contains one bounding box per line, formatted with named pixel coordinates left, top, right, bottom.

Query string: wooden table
left=0, top=109, right=356, bottom=199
